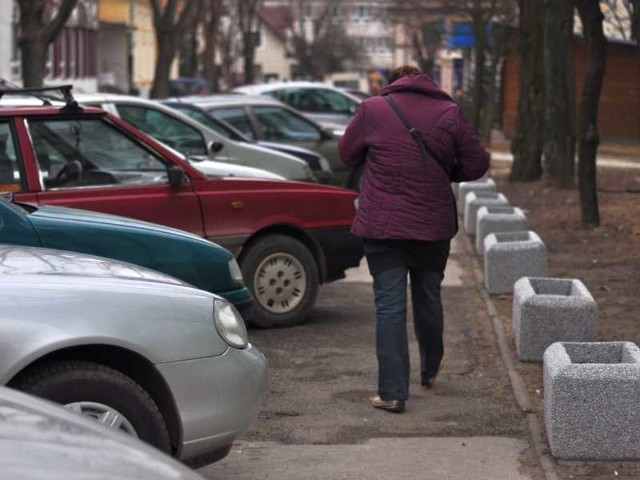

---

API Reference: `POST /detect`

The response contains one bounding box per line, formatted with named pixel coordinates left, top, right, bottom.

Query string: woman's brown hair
left=387, top=65, right=421, bottom=85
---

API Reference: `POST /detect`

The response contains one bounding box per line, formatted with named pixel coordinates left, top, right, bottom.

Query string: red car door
left=16, top=115, right=203, bottom=235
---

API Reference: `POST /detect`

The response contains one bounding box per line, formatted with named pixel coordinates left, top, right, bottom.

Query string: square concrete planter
left=475, top=206, right=528, bottom=254
left=544, top=342, right=640, bottom=460
left=463, top=191, right=510, bottom=235
left=513, top=277, right=597, bottom=361
left=457, top=178, right=497, bottom=212
left=483, top=231, right=547, bottom=294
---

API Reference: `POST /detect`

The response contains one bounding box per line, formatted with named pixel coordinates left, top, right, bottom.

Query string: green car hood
left=26, top=204, right=240, bottom=295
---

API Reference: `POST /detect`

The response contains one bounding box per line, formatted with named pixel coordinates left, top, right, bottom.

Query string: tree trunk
left=480, top=53, right=500, bottom=145
left=179, top=32, right=198, bottom=78
left=470, top=17, right=487, bottom=132
left=631, top=0, right=640, bottom=42
left=575, top=0, right=607, bottom=228
left=20, top=21, right=48, bottom=88
left=243, top=32, right=256, bottom=85
left=150, top=32, right=176, bottom=99
left=510, top=0, right=545, bottom=182
left=203, top=0, right=221, bottom=92
left=18, top=0, right=77, bottom=88
left=543, top=0, right=576, bottom=188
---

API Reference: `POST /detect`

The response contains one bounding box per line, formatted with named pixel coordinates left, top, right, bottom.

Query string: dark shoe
left=371, top=396, right=405, bottom=413
left=422, top=359, right=443, bottom=389
left=421, top=378, right=435, bottom=389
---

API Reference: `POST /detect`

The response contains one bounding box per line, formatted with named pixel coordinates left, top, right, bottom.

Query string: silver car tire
left=12, top=360, right=171, bottom=453
left=240, top=234, right=319, bottom=328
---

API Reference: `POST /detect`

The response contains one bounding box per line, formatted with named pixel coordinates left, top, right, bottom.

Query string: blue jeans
left=373, top=266, right=446, bottom=401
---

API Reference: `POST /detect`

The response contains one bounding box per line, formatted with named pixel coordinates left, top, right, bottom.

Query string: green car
left=0, top=196, right=253, bottom=320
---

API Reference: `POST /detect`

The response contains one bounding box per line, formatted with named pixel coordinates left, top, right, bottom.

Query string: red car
left=0, top=87, right=362, bottom=328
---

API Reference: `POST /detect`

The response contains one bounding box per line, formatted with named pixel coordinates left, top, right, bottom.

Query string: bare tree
left=217, top=6, right=241, bottom=88
left=236, top=0, right=263, bottom=85
left=387, top=1, right=445, bottom=78
left=285, top=0, right=360, bottom=80
left=149, top=0, right=198, bottom=99
left=601, top=0, right=640, bottom=42
left=509, top=0, right=545, bottom=182
left=16, top=0, right=78, bottom=88
left=201, top=0, right=225, bottom=92
left=574, top=0, right=607, bottom=228
left=543, top=0, right=576, bottom=187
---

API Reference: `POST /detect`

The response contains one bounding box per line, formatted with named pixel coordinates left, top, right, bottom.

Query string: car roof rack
left=0, top=84, right=82, bottom=114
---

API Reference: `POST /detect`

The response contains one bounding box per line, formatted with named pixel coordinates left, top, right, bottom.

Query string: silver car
left=182, top=94, right=352, bottom=186
left=0, top=385, right=205, bottom=479
left=232, top=81, right=362, bottom=126
left=73, top=93, right=316, bottom=182
left=0, top=245, right=267, bottom=461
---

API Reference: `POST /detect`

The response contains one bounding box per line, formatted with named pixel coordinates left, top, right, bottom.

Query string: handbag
left=383, top=94, right=459, bottom=235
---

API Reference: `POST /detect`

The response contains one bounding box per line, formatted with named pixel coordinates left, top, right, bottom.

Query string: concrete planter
left=457, top=178, right=497, bottom=212
left=544, top=342, right=640, bottom=460
left=463, top=192, right=510, bottom=235
left=475, top=206, right=528, bottom=254
left=483, top=231, right=547, bottom=294
left=513, top=277, right=597, bottom=361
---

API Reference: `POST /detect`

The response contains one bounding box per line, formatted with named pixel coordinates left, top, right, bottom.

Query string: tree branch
left=45, top=0, right=78, bottom=44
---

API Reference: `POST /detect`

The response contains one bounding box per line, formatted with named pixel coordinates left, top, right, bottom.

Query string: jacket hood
left=379, top=74, right=453, bottom=102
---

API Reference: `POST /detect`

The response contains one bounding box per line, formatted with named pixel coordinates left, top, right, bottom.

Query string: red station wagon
left=0, top=87, right=362, bottom=328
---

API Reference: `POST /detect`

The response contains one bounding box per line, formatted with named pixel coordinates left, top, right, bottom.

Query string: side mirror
left=208, top=141, right=224, bottom=155
left=167, top=165, right=186, bottom=187
left=321, top=127, right=334, bottom=140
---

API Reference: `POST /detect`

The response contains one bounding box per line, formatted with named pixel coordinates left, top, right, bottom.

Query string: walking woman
left=339, top=66, right=490, bottom=413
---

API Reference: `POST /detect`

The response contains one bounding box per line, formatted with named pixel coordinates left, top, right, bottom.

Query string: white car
left=232, top=81, right=362, bottom=126
left=73, top=93, right=316, bottom=182
left=0, top=385, right=205, bottom=479
left=0, top=245, right=267, bottom=461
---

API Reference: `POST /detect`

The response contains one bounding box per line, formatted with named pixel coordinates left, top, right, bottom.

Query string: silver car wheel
left=254, top=252, right=307, bottom=314
left=66, top=401, right=139, bottom=437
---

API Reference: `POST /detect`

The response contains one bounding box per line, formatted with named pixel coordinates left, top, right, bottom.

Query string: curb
left=458, top=232, right=560, bottom=480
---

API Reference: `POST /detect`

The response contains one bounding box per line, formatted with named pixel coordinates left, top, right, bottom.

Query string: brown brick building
left=501, top=39, right=640, bottom=142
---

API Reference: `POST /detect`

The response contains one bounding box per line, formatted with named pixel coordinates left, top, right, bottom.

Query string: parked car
left=74, top=93, right=316, bottom=182
left=0, top=196, right=254, bottom=321
left=0, top=385, right=206, bottom=479
left=0, top=94, right=287, bottom=181
left=0, top=245, right=267, bottom=460
left=0, top=86, right=363, bottom=328
left=164, top=100, right=333, bottom=183
left=169, top=76, right=209, bottom=96
left=232, top=81, right=362, bottom=126
left=179, top=94, right=351, bottom=186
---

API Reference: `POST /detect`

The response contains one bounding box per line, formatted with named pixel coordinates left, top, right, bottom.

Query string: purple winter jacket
left=339, top=74, right=490, bottom=241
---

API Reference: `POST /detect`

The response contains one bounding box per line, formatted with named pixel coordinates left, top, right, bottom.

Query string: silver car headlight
left=228, top=257, right=243, bottom=283
left=214, top=298, right=248, bottom=349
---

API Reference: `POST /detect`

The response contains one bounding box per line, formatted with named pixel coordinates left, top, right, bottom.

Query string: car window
left=28, top=118, right=170, bottom=190
left=253, top=106, right=322, bottom=141
left=209, top=107, right=257, bottom=140
left=176, top=106, right=238, bottom=139
left=0, top=122, right=23, bottom=192
left=270, top=88, right=357, bottom=114
left=307, top=88, right=358, bottom=114
left=116, top=105, right=207, bottom=156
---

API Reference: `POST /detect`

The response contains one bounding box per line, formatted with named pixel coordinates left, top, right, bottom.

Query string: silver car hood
left=0, top=246, right=185, bottom=286
left=0, top=386, right=204, bottom=480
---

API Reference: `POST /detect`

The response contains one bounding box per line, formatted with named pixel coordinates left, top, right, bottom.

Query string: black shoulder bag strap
left=383, top=93, right=458, bottom=235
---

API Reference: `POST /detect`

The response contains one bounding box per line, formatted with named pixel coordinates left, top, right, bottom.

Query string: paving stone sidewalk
left=199, top=235, right=554, bottom=480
